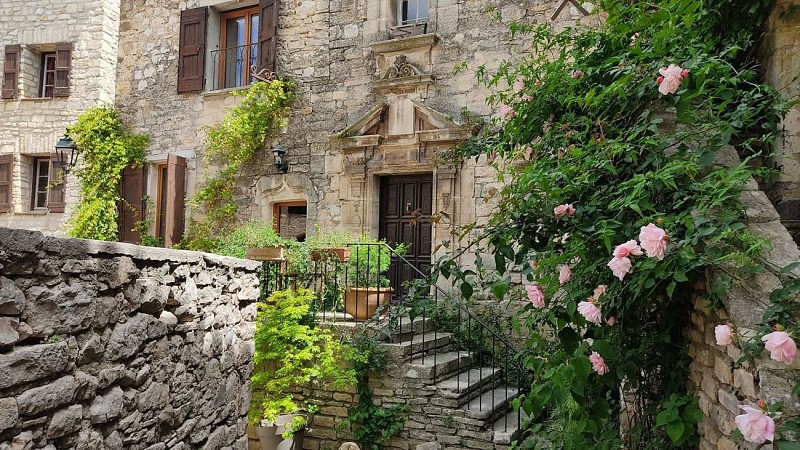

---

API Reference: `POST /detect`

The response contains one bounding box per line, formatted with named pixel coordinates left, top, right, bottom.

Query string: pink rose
left=639, top=223, right=668, bottom=260
left=529, top=260, right=538, bottom=270
left=553, top=204, right=576, bottom=217
left=762, top=331, right=797, bottom=365
left=578, top=299, right=602, bottom=324
left=589, top=351, right=609, bottom=375
left=681, top=69, right=689, bottom=78
left=526, top=284, right=545, bottom=308
left=656, top=76, right=664, bottom=84
left=607, top=257, right=632, bottom=281
left=657, top=64, right=686, bottom=95
left=592, top=284, right=607, bottom=301
left=558, top=264, right=571, bottom=284
left=606, top=316, right=617, bottom=326
left=613, top=240, right=642, bottom=258
left=513, top=78, right=525, bottom=93
left=498, top=104, right=515, bottom=120
left=715, top=324, right=733, bottom=346
left=735, top=405, right=775, bottom=444
left=570, top=70, right=584, bottom=79
left=523, top=146, right=533, bottom=161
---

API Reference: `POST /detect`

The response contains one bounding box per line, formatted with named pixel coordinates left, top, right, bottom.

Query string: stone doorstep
left=462, top=387, right=520, bottom=422
left=390, top=316, right=430, bottom=336
left=491, top=408, right=530, bottom=445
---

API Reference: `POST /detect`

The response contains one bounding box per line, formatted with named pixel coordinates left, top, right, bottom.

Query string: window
left=2, top=44, right=71, bottom=100
left=178, top=1, right=277, bottom=93
left=0, top=154, right=12, bottom=213
left=155, top=163, right=168, bottom=239
left=273, top=201, right=307, bottom=240
left=32, top=158, right=49, bottom=209
left=25, top=157, right=65, bottom=212
left=399, top=0, right=429, bottom=25
left=217, top=7, right=260, bottom=89
left=39, top=53, right=56, bottom=97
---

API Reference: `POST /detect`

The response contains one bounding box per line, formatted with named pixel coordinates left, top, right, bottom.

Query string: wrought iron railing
left=208, top=43, right=258, bottom=91
left=255, top=242, right=528, bottom=437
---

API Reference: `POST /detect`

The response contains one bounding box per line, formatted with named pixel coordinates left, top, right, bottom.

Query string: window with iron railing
left=399, top=0, right=429, bottom=25
left=209, top=6, right=260, bottom=90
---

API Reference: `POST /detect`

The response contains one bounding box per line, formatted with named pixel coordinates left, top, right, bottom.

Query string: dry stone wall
left=0, top=227, right=260, bottom=450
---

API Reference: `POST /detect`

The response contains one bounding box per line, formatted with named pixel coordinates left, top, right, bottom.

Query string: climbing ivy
left=67, top=105, right=147, bottom=241
left=185, top=80, right=295, bottom=250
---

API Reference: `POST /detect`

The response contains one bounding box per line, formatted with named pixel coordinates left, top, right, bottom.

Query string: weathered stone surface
left=0, top=277, right=25, bottom=315
left=89, top=386, right=124, bottom=424
left=137, top=382, right=168, bottom=412
left=0, top=342, right=72, bottom=390
left=16, top=375, right=77, bottom=416
left=23, top=282, right=97, bottom=336
left=105, top=314, right=155, bottom=361
left=0, top=317, right=19, bottom=347
left=126, top=278, right=170, bottom=314
left=0, top=397, right=18, bottom=432
left=47, top=405, right=82, bottom=439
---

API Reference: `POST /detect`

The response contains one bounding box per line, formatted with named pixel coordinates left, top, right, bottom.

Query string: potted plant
left=343, top=237, right=408, bottom=321
left=208, top=220, right=287, bottom=260
left=250, top=288, right=353, bottom=449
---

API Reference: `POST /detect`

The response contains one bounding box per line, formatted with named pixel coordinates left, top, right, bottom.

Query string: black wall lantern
left=54, top=135, right=78, bottom=173
left=272, top=145, right=288, bottom=173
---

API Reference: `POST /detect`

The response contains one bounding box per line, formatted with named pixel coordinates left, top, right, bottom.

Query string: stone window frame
left=272, top=200, right=308, bottom=240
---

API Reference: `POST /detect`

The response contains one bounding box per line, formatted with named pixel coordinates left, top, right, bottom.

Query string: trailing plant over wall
left=185, top=80, right=295, bottom=250
left=439, top=0, right=792, bottom=448
left=67, top=105, right=148, bottom=241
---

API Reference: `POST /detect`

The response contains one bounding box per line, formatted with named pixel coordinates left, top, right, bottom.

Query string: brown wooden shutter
left=257, top=0, right=278, bottom=74
left=47, top=156, right=66, bottom=213
left=177, top=7, right=207, bottom=93
left=0, top=154, right=12, bottom=213
left=164, top=154, right=187, bottom=247
left=2, top=45, right=20, bottom=100
left=54, top=43, right=72, bottom=97
left=118, top=164, right=146, bottom=244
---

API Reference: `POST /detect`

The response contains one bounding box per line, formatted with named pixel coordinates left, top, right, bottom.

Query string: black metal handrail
left=254, top=241, right=528, bottom=436
left=208, top=43, right=258, bottom=91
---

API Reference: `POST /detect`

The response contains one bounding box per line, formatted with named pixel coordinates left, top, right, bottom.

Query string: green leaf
left=491, top=281, right=509, bottom=299
left=656, top=410, right=674, bottom=427
left=558, top=327, right=581, bottom=354
left=665, top=421, right=685, bottom=443
left=572, top=355, right=591, bottom=380
left=460, top=282, right=474, bottom=300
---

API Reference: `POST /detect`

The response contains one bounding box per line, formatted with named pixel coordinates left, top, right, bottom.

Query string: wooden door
left=379, top=174, right=433, bottom=299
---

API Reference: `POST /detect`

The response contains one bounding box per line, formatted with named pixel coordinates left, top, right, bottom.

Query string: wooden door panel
left=379, top=174, right=433, bottom=300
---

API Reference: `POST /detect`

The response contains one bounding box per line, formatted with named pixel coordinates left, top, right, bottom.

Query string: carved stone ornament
left=383, top=55, right=423, bottom=79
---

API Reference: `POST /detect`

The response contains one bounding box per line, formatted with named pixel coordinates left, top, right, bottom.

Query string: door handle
left=406, top=202, right=412, bottom=213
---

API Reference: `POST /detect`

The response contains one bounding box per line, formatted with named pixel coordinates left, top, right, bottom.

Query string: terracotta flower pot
left=310, top=247, right=351, bottom=262
left=344, top=287, right=393, bottom=320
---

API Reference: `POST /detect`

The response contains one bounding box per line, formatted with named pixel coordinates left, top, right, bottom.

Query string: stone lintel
left=370, top=34, right=440, bottom=54
left=373, top=75, right=434, bottom=93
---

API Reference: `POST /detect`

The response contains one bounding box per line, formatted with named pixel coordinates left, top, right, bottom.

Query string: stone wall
left=113, top=0, right=600, bottom=243
left=0, top=227, right=260, bottom=449
left=687, top=149, right=800, bottom=449
left=0, top=0, right=121, bottom=234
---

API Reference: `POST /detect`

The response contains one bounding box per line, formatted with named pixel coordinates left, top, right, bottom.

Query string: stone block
left=16, top=375, right=77, bottom=416
left=23, top=282, right=97, bottom=337
left=716, top=436, right=737, bottom=450
left=89, top=386, right=124, bottom=424
left=733, top=369, right=756, bottom=398
left=47, top=405, right=82, bottom=439
left=0, top=397, right=18, bottom=432
left=0, top=276, right=25, bottom=315
left=717, top=389, right=739, bottom=415
left=0, top=341, right=73, bottom=390
left=714, top=357, right=733, bottom=384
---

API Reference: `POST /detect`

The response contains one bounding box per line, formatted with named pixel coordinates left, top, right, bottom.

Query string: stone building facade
left=0, top=0, right=121, bottom=234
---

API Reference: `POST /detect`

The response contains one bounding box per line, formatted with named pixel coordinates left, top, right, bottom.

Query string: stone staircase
left=380, top=317, right=527, bottom=448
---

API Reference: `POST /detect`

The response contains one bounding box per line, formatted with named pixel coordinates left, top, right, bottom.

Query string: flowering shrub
left=438, top=0, right=791, bottom=448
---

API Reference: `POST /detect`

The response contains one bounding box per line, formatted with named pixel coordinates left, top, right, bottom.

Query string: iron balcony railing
left=208, top=43, right=258, bottom=91
left=255, top=242, right=528, bottom=437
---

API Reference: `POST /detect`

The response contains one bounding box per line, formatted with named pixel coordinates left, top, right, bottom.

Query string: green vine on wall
left=185, top=80, right=295, bottom=250
left=67, top=105, right=148, bottom=241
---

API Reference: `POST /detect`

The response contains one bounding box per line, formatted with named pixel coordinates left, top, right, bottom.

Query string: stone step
left=388, top=316, right=430, bottom=341
left=384, top=332, right=452, bottom=357
left=434, top=367, right=503, bottom=407
left=462, top=387, right=519, bottom=422
left=492, top=408, right=529, bottom=445
left=405, top=351, right=475, bottom=380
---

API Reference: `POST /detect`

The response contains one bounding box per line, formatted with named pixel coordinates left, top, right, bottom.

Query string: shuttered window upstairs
left=177, top=7, right=208, bottom=93
left=0, top=154, right=13, bottom=213
left=54, top=43, right=72, bottom=97
left=2, top=45, right=20, bottom=99
left=256, top=0, right=278, bottom=75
